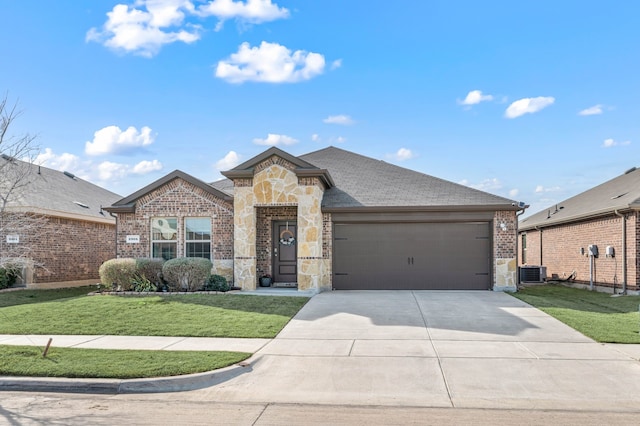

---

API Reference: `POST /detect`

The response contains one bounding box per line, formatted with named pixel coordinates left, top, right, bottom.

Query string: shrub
left=162, top=258, right=212, bottom=292
left=98, top=258, right=137, bottom=291
left=0, top=267, right=18, bottom=290
left=132, top=275, right=157, bottom=292
left=135, top=258, right=165, bottom=286
left=204, top=274, right=230, bottom=292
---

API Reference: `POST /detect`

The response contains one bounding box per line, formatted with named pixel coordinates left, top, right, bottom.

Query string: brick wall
left=0, top=213, right=115, bottom=283
left=115, top=178, right=234, bottom=262
left=494, top=210, right=517, bottom=258
left=519, top=213, right=638, bottom=292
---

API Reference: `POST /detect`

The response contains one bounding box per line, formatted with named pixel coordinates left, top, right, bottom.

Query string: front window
left=151, top=218, right=177, bottom=260
left=185, top=217, right=211, bottom=259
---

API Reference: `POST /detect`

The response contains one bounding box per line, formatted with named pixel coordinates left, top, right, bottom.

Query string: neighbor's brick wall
left=519, top=213, right=638, bottom=292
left=0, top=214, right=115, bottom=283
left=115, top=178, right=234, bottom=262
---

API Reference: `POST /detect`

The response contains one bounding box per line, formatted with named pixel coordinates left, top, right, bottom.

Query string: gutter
left=614, top=210, right=627, bottom=294
left=520, top=205, right=635, bottom=231
left=515, top=206, right=529, bottom=286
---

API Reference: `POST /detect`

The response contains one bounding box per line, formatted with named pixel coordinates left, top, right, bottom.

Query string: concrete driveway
left=188, top=290, right=640, bottom=411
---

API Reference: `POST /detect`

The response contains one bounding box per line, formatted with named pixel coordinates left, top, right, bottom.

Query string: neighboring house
left=519, top=167, right=640, bottom=294
left=0, top=156, right=121, bottom=288
left=105, top=146, right=522, bottom=292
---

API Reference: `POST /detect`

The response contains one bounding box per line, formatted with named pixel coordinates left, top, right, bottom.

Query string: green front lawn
left=0, top=287, right=309, bottom=338
left=0, top=286, right=307, bottom=379
left=0, top=345, right=250, bottom=379
left=510, top=284, right=640, bottom=343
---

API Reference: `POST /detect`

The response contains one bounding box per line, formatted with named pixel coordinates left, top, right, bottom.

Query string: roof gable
left=106, top=170, right=232, bottom=213
left=520, top=166, right=640, bottom=230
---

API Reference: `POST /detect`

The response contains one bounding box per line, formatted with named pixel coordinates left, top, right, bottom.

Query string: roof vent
left=73, top=201, right=89, bottom=209
left=64, top=171, right=76, bottom=179
left=1, top=154, right=16, bottom=162
left=624, top=167, right=636, bottom=175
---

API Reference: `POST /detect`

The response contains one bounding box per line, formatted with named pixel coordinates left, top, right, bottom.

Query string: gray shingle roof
left=300, top=147, right=516, bottom=210
left=1, top=157, right=121, bottom=221
left=520, top=166, right=640, bottom=230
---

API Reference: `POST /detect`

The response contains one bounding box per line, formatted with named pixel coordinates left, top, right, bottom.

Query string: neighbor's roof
left=0, top=156, right=121, bottom=222
left=300, top=147, right=517, bottom=211
left=520, top=166, right=640, bottom=231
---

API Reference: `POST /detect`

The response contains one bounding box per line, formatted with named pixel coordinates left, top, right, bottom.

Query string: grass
left=510, top=284, right=640, bottom=343
left=0, top=287, right=309, bottom=338
left=0, top=345, right=250, bottom=379
left=0, top=286, right=307, bottom=378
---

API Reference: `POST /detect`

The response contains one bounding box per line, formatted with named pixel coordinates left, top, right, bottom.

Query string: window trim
left=184, top=217, right=212, bottom=260
left=151, top=217, right=178, bottom=260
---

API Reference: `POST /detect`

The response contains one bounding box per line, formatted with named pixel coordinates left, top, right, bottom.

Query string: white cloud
left=86, top=1, right=200, bottom=57
left=198, top=0, right=289, bottom=31
left=334, top=136, right=346, bottom=143
left=253, top=133, right=298, bottom=146
left=311, top=134, right=320, bottom=142
left=331, top=59, right=342, bottom=70
left=323, top=115, right=354, bottom=125
left=602, top=138, right=631, bottom=148
left=33, top=148, right=84, bottom=173
left=387, top=148, right=415, bottom=161
left=33, top=147, right=162, bottom=185
left=216, top=41, right=326, bottom=84
left=461, top=178, right=503, bottom=192
left=458, top=90, right=494, bottom=106
left=509, top=188, right=519, bottom=198
left=214, top=150, right=241, bottom=170
left=579, top=104, right=603, bottom=116
left=535, top=185, right=562, bottom=193
left=132, top=159, right=163, bottom=174
left=85, top=125, right=155, bottom=156
left=504, top=96, right=555, bottom=118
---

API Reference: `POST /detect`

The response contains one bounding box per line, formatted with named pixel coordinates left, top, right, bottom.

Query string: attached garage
left=332, top=220, right=491, bottom=290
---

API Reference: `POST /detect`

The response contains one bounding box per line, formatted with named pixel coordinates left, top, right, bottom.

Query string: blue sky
left=1, top=1, right=638, bottom=217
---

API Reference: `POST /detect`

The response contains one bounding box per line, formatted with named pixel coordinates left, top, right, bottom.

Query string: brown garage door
left=333, top=222, right=491, bottom=290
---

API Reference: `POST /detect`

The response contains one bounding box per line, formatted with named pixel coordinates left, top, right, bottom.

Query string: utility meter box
left=588, top=244, right=599, bottom=257
left=606, top=246, right=615, bottom=257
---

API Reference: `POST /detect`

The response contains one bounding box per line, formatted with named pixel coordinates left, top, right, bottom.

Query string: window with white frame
left=185, top=217, right=212, bottom=259
left=151, top=217, right=177, bottom=260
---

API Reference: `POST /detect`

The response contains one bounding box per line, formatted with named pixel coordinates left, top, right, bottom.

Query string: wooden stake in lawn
left=43, top=338, right=53, bottom=357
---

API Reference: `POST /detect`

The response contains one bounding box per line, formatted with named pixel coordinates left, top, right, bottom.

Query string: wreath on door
left=279, top=224, right=296, bottom=246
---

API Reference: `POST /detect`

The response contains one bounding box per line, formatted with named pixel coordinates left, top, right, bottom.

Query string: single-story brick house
left=0, top=156, right=121, bottom=288
left=518, top=166, right=640, bottom=294
left=105, top=146, right=523, bottom=292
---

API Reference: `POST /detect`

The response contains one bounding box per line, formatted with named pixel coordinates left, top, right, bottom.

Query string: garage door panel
left=333, top=222, right=490, bottom=290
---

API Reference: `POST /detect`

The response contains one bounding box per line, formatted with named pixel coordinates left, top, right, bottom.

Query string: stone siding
left=519, top=213, right=639, bottom=292
left=114, top=178, right=234, bottom=282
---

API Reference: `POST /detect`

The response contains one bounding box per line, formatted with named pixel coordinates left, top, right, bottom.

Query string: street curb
left=0, top=360, right=254, bottom=394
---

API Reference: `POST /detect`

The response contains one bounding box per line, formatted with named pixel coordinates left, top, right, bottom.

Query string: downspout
left=614, top=210, right=627, bottom=295
left=109, top=212, right=118, bottom=258
left=515, top=207, right=527, bottom=286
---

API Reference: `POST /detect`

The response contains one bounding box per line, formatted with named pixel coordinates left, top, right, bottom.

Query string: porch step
left=271, top=282, right=298, bottom=288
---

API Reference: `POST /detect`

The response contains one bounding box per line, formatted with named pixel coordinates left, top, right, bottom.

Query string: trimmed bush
left=135, top=258, right=165, bottom=286
left=204, top=274, right=230, bottom=292
left=99, top=258, right=137, bottom=291
left=0, top=267, right=18, bottom=290
left=162, top=258, right=213, bottom=292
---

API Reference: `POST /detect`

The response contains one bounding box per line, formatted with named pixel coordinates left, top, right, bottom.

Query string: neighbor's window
left=185, top=217, right=212, bottom=259
left=151, top=217, right=178, bottom=260
left=521, top=233, right=527, bottom=264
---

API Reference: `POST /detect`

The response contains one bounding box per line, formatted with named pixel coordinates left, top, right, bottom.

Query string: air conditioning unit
left=519, top=266, right=547, bottom=283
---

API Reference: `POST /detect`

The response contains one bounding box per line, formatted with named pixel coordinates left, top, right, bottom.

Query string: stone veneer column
left=234, top=186, right=257, bottom=290
left=297, top=185, right=325, bottom=291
